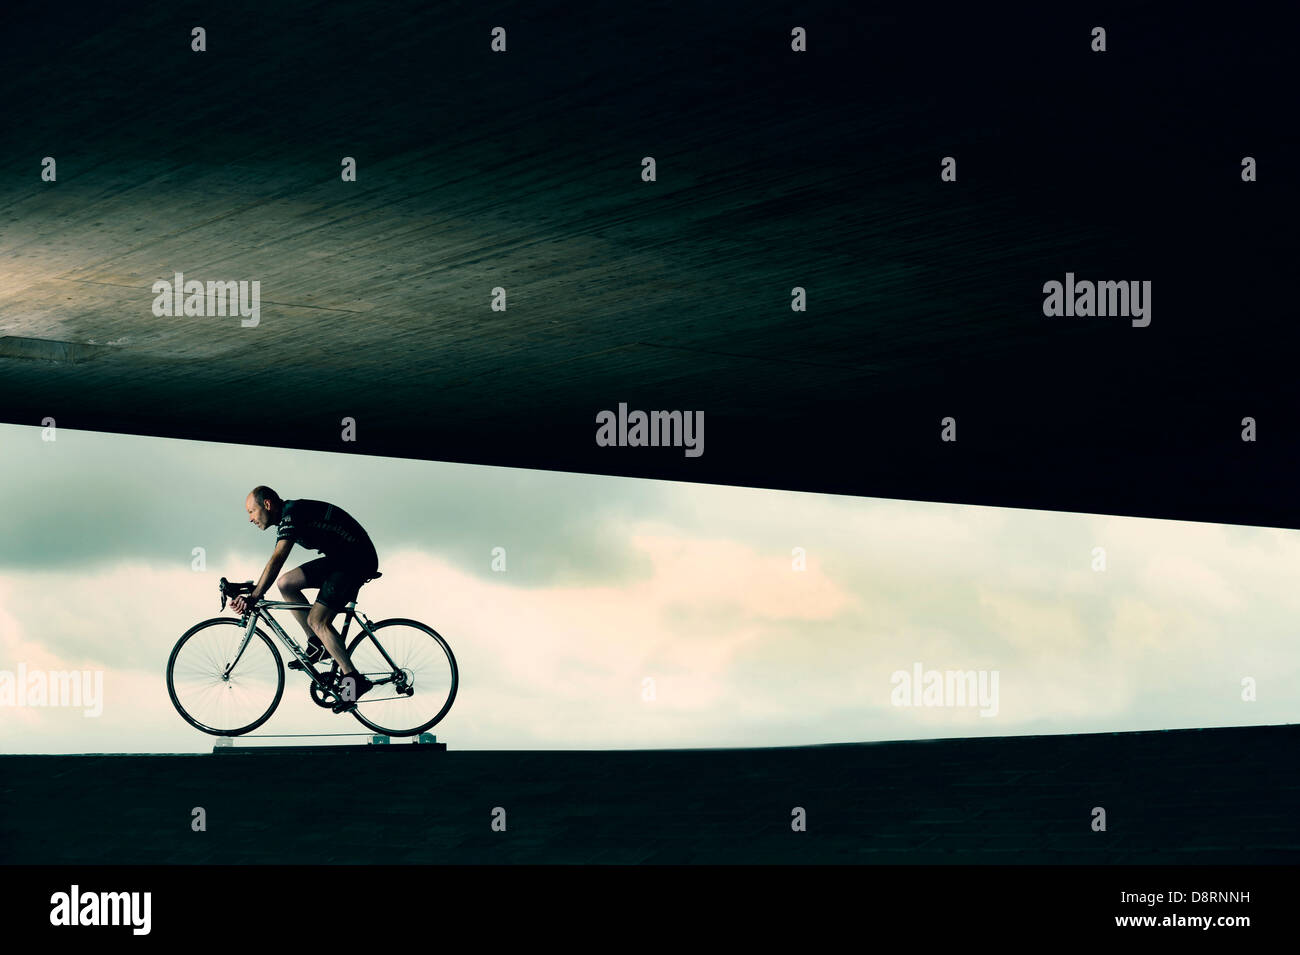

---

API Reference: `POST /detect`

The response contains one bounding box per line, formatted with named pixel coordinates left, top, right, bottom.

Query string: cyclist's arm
left=250, top=538, right=294, bottom=601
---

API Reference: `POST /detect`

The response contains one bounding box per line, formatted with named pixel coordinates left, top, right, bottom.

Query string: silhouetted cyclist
left=230, top=485, right=380, bottom=708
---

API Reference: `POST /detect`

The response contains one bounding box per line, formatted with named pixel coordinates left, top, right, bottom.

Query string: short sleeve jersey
left=275, top=499, right=378, bottom=567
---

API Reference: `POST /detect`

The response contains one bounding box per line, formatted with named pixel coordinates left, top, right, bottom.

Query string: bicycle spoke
left=344, top=620, right=457, bottom=735
left=167, top=619, right=283, bottom=735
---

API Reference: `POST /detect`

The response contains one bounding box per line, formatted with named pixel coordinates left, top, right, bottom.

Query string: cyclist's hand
left=230, top=593, right=258, bottom=614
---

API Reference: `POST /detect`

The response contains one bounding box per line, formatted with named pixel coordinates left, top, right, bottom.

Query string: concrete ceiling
left=1, top=1, right=1294, bottom=527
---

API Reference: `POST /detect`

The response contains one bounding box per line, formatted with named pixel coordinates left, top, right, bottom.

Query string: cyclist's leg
left=277, top=558, right=330, bottom=645
left=307, top=564, right=369, bottom=676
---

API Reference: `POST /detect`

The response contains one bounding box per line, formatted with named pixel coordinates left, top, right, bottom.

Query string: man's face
left=246, top=495, right=273, bottom=529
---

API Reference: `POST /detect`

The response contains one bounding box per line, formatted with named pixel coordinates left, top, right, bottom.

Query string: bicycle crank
left=308, top=681, right=340, bottom=709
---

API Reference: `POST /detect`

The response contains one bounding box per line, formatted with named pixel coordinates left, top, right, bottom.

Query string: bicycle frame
left=227, top=598, right=405, bottom=693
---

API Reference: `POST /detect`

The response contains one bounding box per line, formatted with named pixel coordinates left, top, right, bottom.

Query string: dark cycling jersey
left=275, top=499, right=378, bottom=569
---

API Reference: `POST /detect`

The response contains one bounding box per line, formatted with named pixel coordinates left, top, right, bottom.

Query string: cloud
left=3, top=425, right=1300, bottom=754
left=0, top=422, right=664, bottom=587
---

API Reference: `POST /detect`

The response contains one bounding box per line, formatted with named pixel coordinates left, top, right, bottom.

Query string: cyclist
left=230, top=485, right=379, bottom=708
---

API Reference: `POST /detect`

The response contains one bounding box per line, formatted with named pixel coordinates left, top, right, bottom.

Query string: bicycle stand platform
left=212, top=732, right=446, bottom=754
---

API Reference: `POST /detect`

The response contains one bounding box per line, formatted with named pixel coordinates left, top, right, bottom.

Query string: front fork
left=223, top=612, right=260, bottom=679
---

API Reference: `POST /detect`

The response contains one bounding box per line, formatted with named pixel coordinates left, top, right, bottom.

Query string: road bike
left=166, top=576, right=458, bottom=737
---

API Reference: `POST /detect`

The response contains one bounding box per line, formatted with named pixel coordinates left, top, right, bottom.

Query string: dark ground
left=2, top=723, right=1295, bottom=864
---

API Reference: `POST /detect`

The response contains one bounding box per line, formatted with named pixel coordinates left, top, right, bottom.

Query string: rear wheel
left=344, top=618, right=457, bottom=736
left=166, top=618, right=285, bottom=736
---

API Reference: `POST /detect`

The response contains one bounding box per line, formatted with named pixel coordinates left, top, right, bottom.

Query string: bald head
left=246, top=485, right=282, bottom=529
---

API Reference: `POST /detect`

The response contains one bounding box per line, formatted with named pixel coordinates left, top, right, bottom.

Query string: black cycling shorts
left=297, top=556, right=378, bottom=610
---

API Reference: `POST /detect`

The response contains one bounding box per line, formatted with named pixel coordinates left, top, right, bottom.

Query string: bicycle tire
left=344, top=618, right=458, bottom=736
left=166, top=617, right=285, bottom=736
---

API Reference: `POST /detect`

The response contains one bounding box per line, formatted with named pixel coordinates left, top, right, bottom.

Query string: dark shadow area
left=2, top=724, right=1294, bottom=864
left=0, top=0, right=1295, bottom=527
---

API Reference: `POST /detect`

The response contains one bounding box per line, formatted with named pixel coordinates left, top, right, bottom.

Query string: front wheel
left=344, top=618, right=458, bottom=736
left=166, top=617, right=285, bottom=736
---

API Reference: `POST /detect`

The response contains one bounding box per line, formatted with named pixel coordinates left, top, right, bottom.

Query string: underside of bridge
left=0, top=1, right=1293, bottom=526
